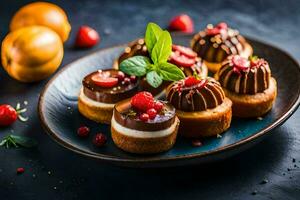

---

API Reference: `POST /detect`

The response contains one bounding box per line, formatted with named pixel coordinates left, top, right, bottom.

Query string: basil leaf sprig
left=0, top=135, right=38, bottom=148
left=120, top=23, right=185, bottom=88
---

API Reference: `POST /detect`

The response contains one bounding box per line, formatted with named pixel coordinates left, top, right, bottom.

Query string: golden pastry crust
left=205, top=43, right=253, bottom=73
left=222, top=77, right=277, bottom=118
left=78, top=93, right=113, bottom=124
left=176, top=98, right=232, bottom=138
left=111, top=118, right=179, bottom=154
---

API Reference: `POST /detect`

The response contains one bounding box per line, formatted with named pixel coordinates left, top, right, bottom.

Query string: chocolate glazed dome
left=166, top=77, right=225, bottom=112
left=217, top=55, right=271, bottom=94
left=191, top=23, right=248, bottom=63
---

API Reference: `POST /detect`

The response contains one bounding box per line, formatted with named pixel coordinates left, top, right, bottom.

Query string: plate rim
left=38, top=35, right=300, bottom=165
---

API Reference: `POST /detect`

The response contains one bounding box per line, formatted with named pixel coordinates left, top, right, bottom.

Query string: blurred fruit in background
left=169, top=14, right=194, bottom=33
left=9, top=2, right=71, bottom=42
left=75, top=26, right=100, bottom=48
left=1, top=26, right=63, bottom=82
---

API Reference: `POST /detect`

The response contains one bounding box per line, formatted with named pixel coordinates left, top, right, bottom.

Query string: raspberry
left=77, top=126, right=90, bottom=137
left=131, top=92, right=154, bottom=112
left=93, top=133, right=107, bottom=147
left=147, top=108, right=157, bottom=119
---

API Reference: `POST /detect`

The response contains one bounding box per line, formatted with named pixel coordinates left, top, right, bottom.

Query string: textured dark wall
left=0, top=0, right=299, bottom=199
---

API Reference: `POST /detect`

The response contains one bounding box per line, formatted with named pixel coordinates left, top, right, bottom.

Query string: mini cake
left=115, top=39, right=208, bottom=95
left=111, top=91, right=180, bottom=154
left=191, top=22, right=253, bottom=73
left=214, top=55, right=277, bottom=118
left=78, top=69, right=139, bottom=124
left=166, top=76, right=232, bottom=138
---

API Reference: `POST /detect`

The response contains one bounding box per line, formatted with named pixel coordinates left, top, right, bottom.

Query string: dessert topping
left=172, top=45, right=197, bottom=59
left=91, top=73, right=118, bottom=88
left=168, top=14, right=194, bottom=33
left=77, top=126, right=90, bottom=137
left=117, top=71, right=125, bottom=81
left=249, top=56, right=266, bottom=68
left=139, top=113, right=150, bottom=122
left=131, top=92, right=155, bottom=112
left=93, top=133, right=107, bottom=147
left=169, top=51, right=196, bottom=67
left=206, top=22, right=228, bottom=36
left=232, top=55, right=249, bottom=74
left=146, top=108, right=157, bottom=119
left=184, top=76, right=201, bottom=87
left=154, top=101, right=164, bottom=112
left=75, top=26, right=100, bottom=48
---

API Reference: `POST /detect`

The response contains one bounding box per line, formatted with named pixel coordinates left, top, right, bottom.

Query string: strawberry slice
left=169, top=14, right=194, bottom=33
left=172, top=45, right=197, bottom=59
left=91, top=74, right=118, bottom=88
left=232, top=55, right=249, bottom=70
left=184, top=76, right=201, bottom=87
left=169, top=52, right=195, bottom=67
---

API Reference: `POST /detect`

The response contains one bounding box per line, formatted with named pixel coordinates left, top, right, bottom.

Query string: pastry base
left=205, top=42, right=253, bottom=73
left=222, top=77, right=277, bottom=118
left=111, top=117, right=180, bottom=154
left=176, top=98, right=232, bottom=138
left=78, top=90, right=114, bottom=124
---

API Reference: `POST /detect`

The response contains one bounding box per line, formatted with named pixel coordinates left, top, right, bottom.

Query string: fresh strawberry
left=169, top=14, right=194, bottom=33
left=169, top=51, right=195, bottom=67
left=75, top=26, right=100, bottom=48
left=216, top=22, right=228, bottom=30
left=184, top=76, right=201, bottom=87
left=91, top=74, right=118, bottom=88
left=232, top=55, right=249, bottom=70
left=131, top=92, right=154, bottom=112
left=172, top=45, right=197, bottom=59
left=206, top=27, right=221, bottom=36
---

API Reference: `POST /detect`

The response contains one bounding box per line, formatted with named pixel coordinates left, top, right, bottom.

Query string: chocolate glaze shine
left=191, top=26, right=247, bottom=63
left=217, top=56, right=271, bottom=94
left=82, top=69, right=139, bottom=104
left=114, top=99, right=176, bottom=131
left=166, top=78, right=225, bottom=112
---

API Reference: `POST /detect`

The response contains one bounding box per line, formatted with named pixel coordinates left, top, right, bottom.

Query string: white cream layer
left=79, top=88, right=115, bottom=108
left=111, top=115, right=179, bottom=138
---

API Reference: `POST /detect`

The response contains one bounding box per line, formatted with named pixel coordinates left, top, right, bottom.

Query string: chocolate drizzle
left=166, top=78, right=225, bottom=112
left=217, top=56, right=271, bottom=94
left=191, top=25, right=247, bottom=63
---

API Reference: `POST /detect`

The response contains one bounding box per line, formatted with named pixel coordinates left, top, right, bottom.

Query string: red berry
left=131, top=92, right=154, bottom=112
left=172, top=45, right=197, bottom=59
left=146, top=108, right=157, bottom=120
left=130, top=75, right=137, bottom=83
left=91, top=74, right=118, bottom=88
left=0, top=104, right=18, bottom=126
left=17, top=167, right=25, bottom=174
left=169, top=14, right=194, bottom=33
left=93, top=133, right=107, bottom=147
left=123, top=77, right=131, bottom=85
left=117, top=71, right=125, bottom=81
left=139, top=113, right=149, bottom=122
left=216, top=22, right=228, bottom=30
left=75, top=26, right=100, bottom=48
left=232, top=55, right=249, bottom=70
left=77, top=126, right=90, bottom=137
left=206, top=27, right=221, bottom=36
left=169, top=51, right=195, bottom=67
left=154, top=101, right=164, bottom=112
left=184, top=76, right=201, bottom=87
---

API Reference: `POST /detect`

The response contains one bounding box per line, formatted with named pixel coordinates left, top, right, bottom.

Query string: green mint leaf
left=146, top=71, right=163, bottom=88
left=119, top=56, right=150, bottom=76
left=0, top=138, right=7, bottom=146
left=151, top=31, right=172, bottom=64
left=158, top=62, right=185, bottom=81
left=10, top=135, right=38, bottom=148
left=145, top=22, right=163, bottom=54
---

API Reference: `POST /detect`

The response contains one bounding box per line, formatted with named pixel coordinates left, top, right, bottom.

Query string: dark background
left=0, top=0, right=300, bottom=199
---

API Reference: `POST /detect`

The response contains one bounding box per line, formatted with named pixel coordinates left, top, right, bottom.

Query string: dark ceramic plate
left=39, top=35, right=300, bottom=168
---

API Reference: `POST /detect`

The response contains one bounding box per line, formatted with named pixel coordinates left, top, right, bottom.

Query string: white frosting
left=79, top=88, right=115, bottom=108
left=111, top=115, right=178, bottom=138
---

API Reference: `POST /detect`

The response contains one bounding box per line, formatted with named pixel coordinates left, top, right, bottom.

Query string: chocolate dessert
left=215, top=55, right=277, bottom=117
left=111, top=91, right=179, bottom=154
left=166, top=76, right=232, bottom=138
left=78, top=69, right=139, bottom=124
left=191, top=22, right=253, bottom=72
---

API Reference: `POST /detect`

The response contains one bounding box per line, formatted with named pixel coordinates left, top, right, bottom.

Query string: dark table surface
left=0, top=0, right=299, bottom=199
